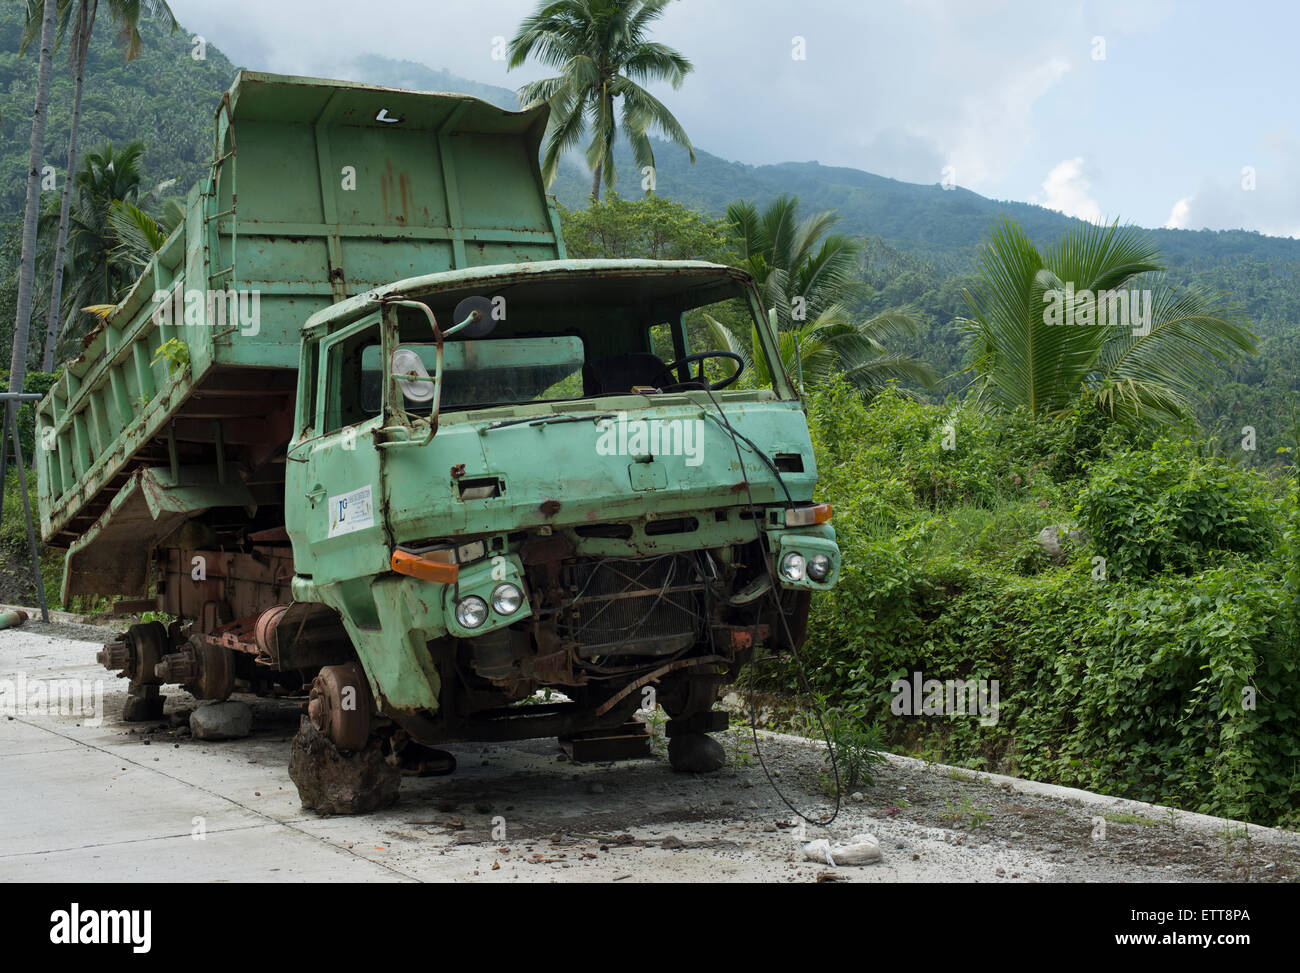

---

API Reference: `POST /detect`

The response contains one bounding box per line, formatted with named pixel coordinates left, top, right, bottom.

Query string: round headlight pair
left=455, top=583, right=524, bottom=630
left=780, top=551, right=831, bottom=583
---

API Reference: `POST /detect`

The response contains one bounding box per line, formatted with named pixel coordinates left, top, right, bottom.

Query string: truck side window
left=648, top=322, right=675, bottom=359
left=322, top=322, right=380, bottom=433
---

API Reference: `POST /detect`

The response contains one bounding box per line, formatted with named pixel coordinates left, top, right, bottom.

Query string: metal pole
left=0, top=399, right=10, bottom=525
left=1, top=392, right=49, bottom=622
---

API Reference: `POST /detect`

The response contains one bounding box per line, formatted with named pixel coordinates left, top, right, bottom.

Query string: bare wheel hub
left=308, top=662, right=372, bottom=751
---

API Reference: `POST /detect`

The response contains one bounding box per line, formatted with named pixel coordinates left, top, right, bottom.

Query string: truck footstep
left=288, top=717, right=400, bottom=815
left=392, top=741, right=457, bottom=777
left=668, top=733, right=725, bottom=773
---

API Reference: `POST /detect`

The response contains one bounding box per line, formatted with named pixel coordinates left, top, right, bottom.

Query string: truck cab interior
left=334, top=267, right=781, bottom=427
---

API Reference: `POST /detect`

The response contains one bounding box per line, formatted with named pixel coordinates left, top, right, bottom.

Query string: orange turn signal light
left=784, top=503, right=833, bottom=527
left=391, top=550, right=460, bottom=584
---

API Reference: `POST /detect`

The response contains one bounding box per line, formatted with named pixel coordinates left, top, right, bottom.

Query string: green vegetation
left=786, top=380, right=1300, bottom=827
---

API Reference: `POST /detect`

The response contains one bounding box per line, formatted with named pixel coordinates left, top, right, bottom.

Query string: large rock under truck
left=33, top=71, right=841, bottom=811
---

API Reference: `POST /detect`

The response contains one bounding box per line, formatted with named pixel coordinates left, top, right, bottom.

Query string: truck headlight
left=807, top=554, right=831, bottom=581
left=455, top=596, right=489, bottom=629
left=491, top=583, right=523, bottom=616
left=780, top=552, right=806, bottom=582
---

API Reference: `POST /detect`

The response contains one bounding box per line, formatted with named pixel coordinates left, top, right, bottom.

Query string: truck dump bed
left=35, top=71, right=564, bottom=596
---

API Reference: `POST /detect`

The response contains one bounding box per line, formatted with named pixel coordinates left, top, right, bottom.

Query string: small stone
left=850, top=791, right=864, bottom=802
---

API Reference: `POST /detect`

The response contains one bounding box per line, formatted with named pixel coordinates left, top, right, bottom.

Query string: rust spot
left=450, top=463, right=466, bottom=479
left=397, top=172, right=411, bottom=226
left=539, top=498, right=562, bottom=516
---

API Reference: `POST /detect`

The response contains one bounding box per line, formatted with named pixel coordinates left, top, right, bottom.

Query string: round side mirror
left=391, top=346, right=435, bottom=403
left=452, top=295, right=497, bottom=338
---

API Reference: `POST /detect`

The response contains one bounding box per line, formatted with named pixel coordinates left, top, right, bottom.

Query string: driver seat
left=583, top=353, right=674, bottom=395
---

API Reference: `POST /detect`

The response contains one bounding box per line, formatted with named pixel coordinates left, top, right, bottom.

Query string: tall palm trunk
left=590, top=163, right=602, bottom=202
left=8, top=0, right=59, bottom=393
left=43, top=0, right=97, bottom=372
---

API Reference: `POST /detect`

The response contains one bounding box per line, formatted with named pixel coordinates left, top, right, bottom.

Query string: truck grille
left=559, top=554, right=703, bottom=657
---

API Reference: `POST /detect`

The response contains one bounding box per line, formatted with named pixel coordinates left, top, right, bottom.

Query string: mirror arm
left=383, top=298, right=444, bottom=442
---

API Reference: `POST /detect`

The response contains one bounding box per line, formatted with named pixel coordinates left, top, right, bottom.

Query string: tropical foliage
left=958, top=219, right=1256, bottom=422
left=38, top=140, right=179, bottom=361
left=706, top=195, right=935, bottom=396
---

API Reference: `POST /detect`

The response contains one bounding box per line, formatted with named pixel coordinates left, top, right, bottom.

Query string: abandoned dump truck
left=33, top=71, right=841, bottom=808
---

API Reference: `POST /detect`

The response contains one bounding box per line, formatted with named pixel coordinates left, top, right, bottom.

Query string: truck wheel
left=307, top=662, right=371, bottom=751
left=98, top=622, right=169, bottom=722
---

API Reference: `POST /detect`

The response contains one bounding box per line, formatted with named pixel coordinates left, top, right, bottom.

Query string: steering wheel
left=653, top=351, right=745, bottom=392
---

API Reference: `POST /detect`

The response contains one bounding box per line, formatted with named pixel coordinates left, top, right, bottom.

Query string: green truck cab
left=34, top=72, right=840, bottom=806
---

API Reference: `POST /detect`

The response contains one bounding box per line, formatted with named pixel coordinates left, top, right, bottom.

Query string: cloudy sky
left=168, top=0, right=1300, bottom=238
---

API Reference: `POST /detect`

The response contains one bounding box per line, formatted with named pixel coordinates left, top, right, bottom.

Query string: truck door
left=290, top=313, right=390, bottom=587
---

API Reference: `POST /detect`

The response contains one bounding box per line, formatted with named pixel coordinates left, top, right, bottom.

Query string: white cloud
left=1036, top=157, right=1104, bottom=224
left=945, top=56, right=1071, bottom=189
left=1163, top=196, right=1191, bottom=229
left=1165, top=174, right=1300, bottom=239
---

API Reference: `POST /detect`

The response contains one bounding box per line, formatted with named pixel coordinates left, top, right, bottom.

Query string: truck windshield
left=361, top=336, right=584, bottom=412
left=356, top=269, right=783, bottom=416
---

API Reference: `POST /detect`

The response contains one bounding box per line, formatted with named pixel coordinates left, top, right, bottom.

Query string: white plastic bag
left=803, top=833, right=882, bottom=867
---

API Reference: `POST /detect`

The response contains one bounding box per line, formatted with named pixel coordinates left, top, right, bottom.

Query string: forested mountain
left=0, top=4, right=236, bottom=219
left=1, top=6, right=1296, bottom=455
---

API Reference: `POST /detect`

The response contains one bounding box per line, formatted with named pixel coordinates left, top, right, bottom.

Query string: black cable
left=701, top=385, right=841, bottom=827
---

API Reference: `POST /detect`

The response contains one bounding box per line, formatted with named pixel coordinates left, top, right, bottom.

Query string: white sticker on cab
left=328, top=484, right=375, bottom=537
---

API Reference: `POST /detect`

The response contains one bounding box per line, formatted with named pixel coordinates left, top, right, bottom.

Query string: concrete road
left=3, top=618, right=1297, bottom=883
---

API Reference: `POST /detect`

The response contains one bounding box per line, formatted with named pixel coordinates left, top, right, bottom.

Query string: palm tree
left=709, top=195, right=936, bottom=395
left=42, top=141, right=178, bottom=360
left=958, top=217, right=1255, bottom=422
left=33, top=0, right=178, bottom=371
left=508, top=0, right=695, bottom=201
left=7, top=0, right=58, bottom=398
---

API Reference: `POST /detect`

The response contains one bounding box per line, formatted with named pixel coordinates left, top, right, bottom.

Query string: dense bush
left=1076, top=438, right=1278, bottom=579
left=796, top=380, right=1300, bottom=826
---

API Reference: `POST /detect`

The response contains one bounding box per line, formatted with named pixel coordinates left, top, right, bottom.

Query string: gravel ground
left=3, top=618, right=1297, bottom=882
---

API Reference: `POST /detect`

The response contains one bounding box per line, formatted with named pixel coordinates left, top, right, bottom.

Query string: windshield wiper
left=481, top=413, right=615, bottom=432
